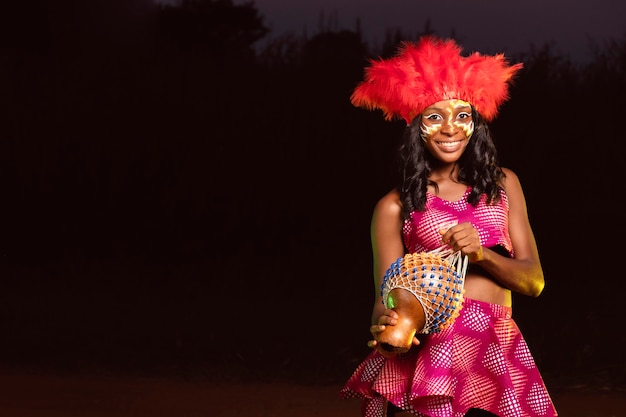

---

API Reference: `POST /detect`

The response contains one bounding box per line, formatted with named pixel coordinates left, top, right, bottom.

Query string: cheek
left=420, top=123, right=440, bottom=140
left=460, top=121, right=474, bottom=139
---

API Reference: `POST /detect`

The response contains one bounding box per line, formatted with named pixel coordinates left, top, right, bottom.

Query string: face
left=420, top=99, right=474, bottom=163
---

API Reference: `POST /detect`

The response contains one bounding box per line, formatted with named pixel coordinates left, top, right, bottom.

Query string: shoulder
left=371, top=189, right=405, bottom=253
left=500, top=167, right=523, bottom=193
left=373, top=188, right=402, bottom=217
left=372, top=188, right=403, bottom=228
left=500, top=167, right=527, bottom=209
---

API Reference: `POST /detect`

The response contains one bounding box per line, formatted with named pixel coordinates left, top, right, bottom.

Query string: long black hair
left=397, top=109, right=505, bottom=220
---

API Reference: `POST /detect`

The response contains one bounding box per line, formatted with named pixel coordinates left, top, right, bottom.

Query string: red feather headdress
left=351, top=37, right=523, bottom=123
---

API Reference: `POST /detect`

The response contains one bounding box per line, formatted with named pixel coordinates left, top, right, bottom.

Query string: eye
left=425, top=113, right=442, bottom=121
left=457, top=112, right=471, bottom=120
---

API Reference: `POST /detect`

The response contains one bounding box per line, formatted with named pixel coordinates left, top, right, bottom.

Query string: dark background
left=0, top=0, right=624, bottom=392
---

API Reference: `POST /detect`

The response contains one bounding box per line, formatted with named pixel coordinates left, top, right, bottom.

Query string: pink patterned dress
left=340, top=187, right=558, bottom=417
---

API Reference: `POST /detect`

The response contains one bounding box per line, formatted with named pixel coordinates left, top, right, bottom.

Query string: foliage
left=158, top=0, right=269, bottom=56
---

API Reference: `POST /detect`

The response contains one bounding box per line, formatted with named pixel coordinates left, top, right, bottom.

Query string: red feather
left=351, top=37, right=523, bottom=123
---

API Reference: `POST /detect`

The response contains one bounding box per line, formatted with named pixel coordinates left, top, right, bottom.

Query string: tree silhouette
left=158, top=0, right=268, bottom=57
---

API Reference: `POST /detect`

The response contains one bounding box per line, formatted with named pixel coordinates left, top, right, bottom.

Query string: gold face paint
left=462, top=120, right=474, bottom=139
left=420, top=122, right=440, bottom=141
left=420, top=99, right=474, bottom=141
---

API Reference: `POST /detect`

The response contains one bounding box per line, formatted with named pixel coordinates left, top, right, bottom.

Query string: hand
left=439, top=222, right=484, bottom=262
left=367, top=309, right=420, bottom=357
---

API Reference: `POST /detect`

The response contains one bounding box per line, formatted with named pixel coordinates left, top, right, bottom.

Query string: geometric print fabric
left=340, top=298, right=558, bottom=417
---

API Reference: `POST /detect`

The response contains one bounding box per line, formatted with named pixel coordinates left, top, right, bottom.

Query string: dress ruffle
left=340, top=298, right=558, bottom=417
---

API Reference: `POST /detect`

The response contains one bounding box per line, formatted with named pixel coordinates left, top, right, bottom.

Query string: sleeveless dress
left=340, top=187, right=558, bottom=417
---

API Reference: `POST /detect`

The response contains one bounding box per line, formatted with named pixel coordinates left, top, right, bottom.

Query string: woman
left=340, top=37, right=558, bottom=417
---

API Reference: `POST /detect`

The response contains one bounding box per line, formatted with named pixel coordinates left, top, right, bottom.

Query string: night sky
left=238, top=0, right=626, bottom=62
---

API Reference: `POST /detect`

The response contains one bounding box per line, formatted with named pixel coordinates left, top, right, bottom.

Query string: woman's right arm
left=368, top=189, right=416, bottom=352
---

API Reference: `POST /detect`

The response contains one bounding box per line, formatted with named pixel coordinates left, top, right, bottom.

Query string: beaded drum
left=379, top=248, right=468, bottom=353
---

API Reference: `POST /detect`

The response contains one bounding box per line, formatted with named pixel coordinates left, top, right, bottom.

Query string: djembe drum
left=378, top=248, right=468, bottom=353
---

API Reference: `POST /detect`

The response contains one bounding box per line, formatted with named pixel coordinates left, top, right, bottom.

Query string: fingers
left=440, top=222, right=473, bottom=243
left=369, top=324, right=386, bottom=335
left=440, top=222, right=481, bottom=257
left=375, top=310, right=399, bottom=327
left=368, top=338, right=399, bottom=358
left=370, top=311, right=398, bottom=336
left=369, top=309, right=399, bottom=350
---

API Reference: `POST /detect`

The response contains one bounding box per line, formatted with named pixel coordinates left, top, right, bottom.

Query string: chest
left=402, top=190, right=510, bottom=252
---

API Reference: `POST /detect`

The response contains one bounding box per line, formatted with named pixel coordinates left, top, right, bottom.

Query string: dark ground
left=1, top=255, right=625, bottom=417
left=0, top=369, right=624, bottom=417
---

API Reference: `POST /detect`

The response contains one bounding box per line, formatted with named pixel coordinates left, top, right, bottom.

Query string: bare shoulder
left=500, top=167, right=524, bottom=195
left=373, top=189, right=402, bottom=219
left=500, top=167, right=528, bottom=211
left=371, top=189, right=405, bottom=272
left=371, top=189, right=403, bottom=237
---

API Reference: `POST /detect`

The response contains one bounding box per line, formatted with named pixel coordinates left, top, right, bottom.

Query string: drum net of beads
left=381, top=248, right=468, bottom=334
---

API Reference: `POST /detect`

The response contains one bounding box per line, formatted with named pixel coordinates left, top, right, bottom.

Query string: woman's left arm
left=475, top=168, right=545, bottom=297
left=440, top=168, right=545, bottom=297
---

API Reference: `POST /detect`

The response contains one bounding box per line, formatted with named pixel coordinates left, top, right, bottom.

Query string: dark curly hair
left=397, top=110, right=505, bottom=220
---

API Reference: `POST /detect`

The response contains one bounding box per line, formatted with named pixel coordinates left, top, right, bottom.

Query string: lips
left=434, top=139, right=466, bottom=153
left=436, top=140, right=462, bottom=147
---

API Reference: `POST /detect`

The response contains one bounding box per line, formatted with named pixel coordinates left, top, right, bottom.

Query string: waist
left=462, top=297, right=512, bottom=318
left=464, top=274, right=512, bottom=307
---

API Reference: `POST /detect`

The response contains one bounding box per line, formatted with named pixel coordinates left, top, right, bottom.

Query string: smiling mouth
left=436, top=140, right=463, bottom=147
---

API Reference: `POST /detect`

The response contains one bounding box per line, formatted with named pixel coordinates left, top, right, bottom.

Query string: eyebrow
left=424, top=106, right=472, bottom=113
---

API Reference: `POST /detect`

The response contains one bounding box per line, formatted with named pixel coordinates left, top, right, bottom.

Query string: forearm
left=474, top=246, right=545, bottom=297
left=371, top=298, right=387, bottom=325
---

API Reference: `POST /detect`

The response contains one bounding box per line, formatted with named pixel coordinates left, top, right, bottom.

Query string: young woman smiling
left=340, top=37, right=558, bottom=417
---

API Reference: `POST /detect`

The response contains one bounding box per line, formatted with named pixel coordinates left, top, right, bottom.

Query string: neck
left=429, top=162, right=459, bottom=183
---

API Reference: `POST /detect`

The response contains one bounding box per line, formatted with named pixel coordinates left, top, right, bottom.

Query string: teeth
left=437, top=141, right=461, bottom=147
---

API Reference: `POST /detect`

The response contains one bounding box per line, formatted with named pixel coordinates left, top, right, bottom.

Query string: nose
left=440, top=119, right=459, bottom=135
